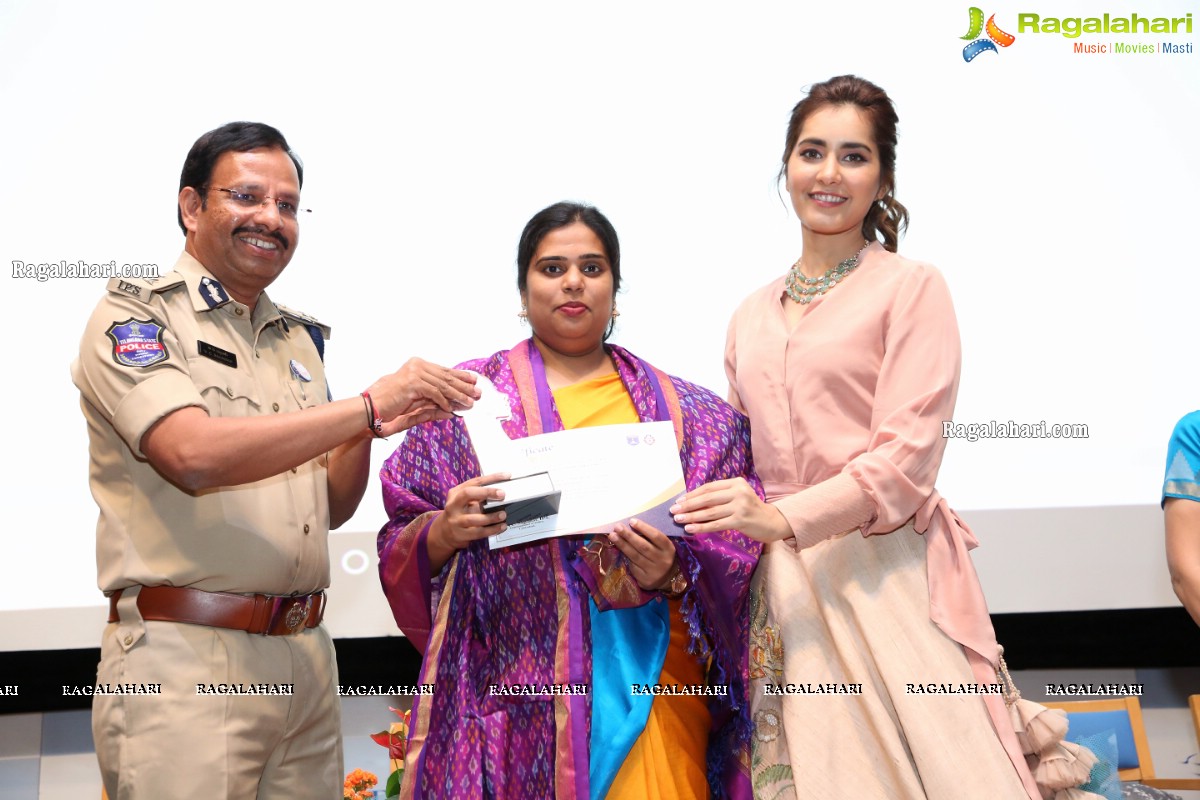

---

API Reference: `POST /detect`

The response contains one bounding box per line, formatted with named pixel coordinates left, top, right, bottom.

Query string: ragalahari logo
left=961, top=7, right=1016, bottom=61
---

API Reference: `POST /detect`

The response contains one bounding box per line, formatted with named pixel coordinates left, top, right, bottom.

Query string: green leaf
left=753, top=763, right=793, bottom=791
left=386, top=768, right=402, bottom=798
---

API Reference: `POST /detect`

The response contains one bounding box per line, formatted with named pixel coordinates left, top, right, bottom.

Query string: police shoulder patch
left=106, top=318, right=169, bottom=368
left=105, top=273, right=185, bottom=304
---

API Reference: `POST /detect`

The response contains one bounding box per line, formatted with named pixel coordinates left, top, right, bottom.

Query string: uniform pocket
left=285, top=370, right=322, bottom=411
left=188, top=357, right=260, bottom=416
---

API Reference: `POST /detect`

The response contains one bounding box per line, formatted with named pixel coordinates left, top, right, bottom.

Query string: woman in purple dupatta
left=378, top=203, right=759, bottom=799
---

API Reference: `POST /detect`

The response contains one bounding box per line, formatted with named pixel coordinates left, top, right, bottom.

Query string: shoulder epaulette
left=277, top=304, right=332, bottom=339
left=105, top=273, right=186, bottom=304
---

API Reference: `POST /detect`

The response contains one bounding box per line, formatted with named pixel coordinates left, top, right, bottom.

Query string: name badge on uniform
left=290, top=359, right=312, bottom=382
left=198, top=341, right=238, bottom=368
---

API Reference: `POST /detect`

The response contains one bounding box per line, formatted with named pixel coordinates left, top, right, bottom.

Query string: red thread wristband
left=361, top=390, right=384, bottom=438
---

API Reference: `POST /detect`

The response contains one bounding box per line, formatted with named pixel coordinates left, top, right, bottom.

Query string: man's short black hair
left=176, top=122, right=303, bottom=234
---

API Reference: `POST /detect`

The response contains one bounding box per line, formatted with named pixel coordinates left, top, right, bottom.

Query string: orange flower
left=343, top=768, right=378, bottom=799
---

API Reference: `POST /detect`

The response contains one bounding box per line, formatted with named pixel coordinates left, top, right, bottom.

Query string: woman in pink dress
left=669, top=75, right=1041, bottom=799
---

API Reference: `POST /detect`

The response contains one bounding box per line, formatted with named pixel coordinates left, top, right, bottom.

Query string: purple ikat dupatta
left=378, top=340, right=759, bottom=799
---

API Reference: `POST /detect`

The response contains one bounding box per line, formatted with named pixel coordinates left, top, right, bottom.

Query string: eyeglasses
left=207, top=187, right=312, bottom=219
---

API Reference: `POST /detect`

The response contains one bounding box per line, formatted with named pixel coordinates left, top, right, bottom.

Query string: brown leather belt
left=108, top=585, right=325, bottom=636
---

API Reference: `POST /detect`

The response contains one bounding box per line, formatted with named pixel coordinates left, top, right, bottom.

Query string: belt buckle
left=284, top=598, right=309, bottom=633
left=266, top=595, right=311, bottom=635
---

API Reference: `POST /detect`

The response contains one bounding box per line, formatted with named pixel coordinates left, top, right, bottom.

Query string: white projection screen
left=1, top=0, right=1195, bottom=651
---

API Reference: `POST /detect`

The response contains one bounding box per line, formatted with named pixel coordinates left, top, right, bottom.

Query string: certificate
left=454, top=377, right=685, bottom=549
left=482, top=420, right=686, bottom=549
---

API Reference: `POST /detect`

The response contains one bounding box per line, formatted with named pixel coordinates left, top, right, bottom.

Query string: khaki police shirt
left=72, top=252, right=333, bottom=596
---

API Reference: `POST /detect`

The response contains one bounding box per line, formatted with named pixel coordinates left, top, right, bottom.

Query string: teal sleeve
left=1163, top=411, right=1200, bottom=504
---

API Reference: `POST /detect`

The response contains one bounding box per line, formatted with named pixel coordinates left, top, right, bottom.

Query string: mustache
left=234, top=225, right=290, bottom=252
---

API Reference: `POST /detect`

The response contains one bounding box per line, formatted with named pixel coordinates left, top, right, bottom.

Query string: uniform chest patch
left=106, top=318, right=168, bottom=368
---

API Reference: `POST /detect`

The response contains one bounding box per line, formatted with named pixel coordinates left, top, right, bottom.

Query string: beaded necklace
left=785, top=241, right=871, bottom=304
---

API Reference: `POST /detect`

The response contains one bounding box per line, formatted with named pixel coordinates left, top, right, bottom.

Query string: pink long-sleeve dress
left=730, top=243, right=1038, bottom=800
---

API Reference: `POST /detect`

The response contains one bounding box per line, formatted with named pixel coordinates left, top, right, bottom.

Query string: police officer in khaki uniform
left=72, top=122, right=480, bottom=799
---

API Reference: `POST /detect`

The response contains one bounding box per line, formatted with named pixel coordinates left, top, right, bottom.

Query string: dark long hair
left=780, top=75, right=909, bottom=252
